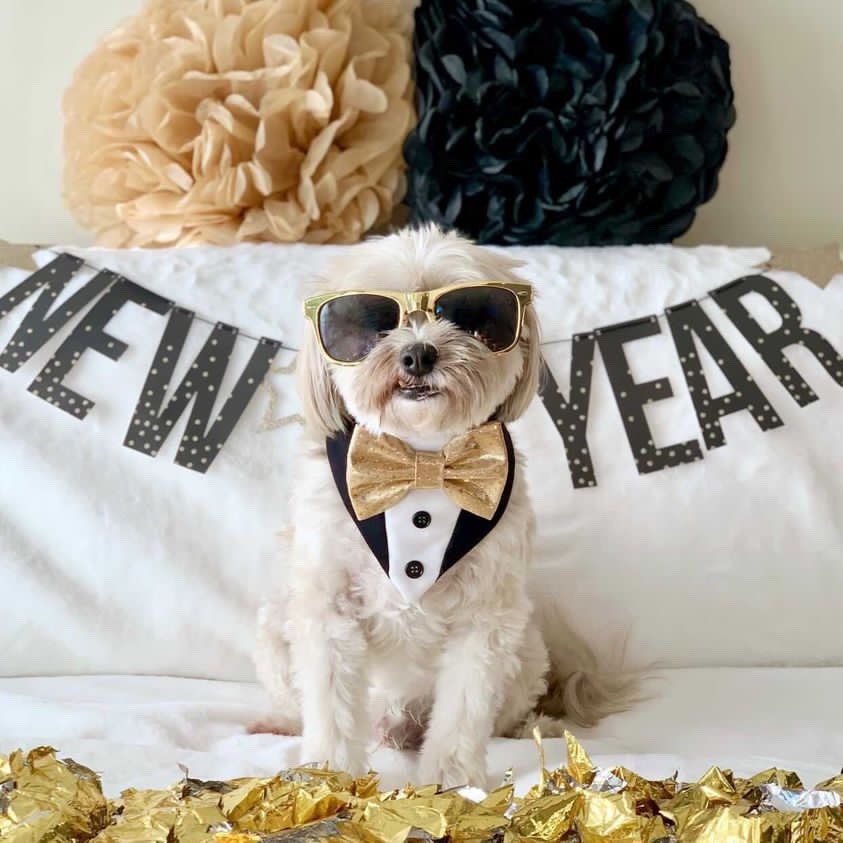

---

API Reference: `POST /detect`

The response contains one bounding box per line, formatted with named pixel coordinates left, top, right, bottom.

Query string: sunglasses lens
left=318, top=294, right=401, bottom=362
left=434, top=286, right=520, bottom=351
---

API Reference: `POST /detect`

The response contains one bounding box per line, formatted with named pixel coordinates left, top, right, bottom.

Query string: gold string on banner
left=0, top=243, right=839, bottom=354
left=0, top=243, right=842, bottom=351
left=258, top=359, right=305, bottom=432
left=3, top=736, right=843, bottom=841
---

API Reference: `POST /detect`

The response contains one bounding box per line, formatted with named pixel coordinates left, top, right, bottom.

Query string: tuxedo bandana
left=327, top=423, right=516, bottom=604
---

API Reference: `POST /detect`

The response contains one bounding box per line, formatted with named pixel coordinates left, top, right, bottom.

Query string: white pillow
left=0, top=242, right=841, bottom=679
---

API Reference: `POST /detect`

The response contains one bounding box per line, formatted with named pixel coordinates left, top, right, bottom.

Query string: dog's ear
left=496, top=304, right=542, bottom=423
left=463, top=243, right=543, bottom=424
left=296, top=323, right=348, bottom=437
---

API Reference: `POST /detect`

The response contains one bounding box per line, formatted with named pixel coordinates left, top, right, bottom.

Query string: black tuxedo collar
left=326, top=424, right=516, bottom=580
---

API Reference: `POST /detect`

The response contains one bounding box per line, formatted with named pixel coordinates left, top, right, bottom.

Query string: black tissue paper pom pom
left=404, top=0, right=736, bottom=246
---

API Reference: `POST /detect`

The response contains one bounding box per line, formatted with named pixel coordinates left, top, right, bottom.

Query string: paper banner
left=0, top=255, right=842, bottom=483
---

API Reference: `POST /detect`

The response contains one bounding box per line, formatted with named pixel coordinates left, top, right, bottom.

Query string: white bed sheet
left=2, top=668, right=841, bottom=796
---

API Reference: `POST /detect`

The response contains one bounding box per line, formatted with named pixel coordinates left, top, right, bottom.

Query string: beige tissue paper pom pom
left=63, top=0, right=415, bottom=247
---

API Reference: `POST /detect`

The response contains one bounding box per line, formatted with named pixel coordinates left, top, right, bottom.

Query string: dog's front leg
left=288, top=586, right=369, bottom=775
left=418, top=619, right=525, bottom=789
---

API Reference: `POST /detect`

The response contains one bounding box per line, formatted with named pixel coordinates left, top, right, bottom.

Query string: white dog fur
left=254, top=225, right=635, bottom=788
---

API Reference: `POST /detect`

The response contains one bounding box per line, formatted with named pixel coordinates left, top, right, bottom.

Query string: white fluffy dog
left=254, top=225, right=632, bottom=788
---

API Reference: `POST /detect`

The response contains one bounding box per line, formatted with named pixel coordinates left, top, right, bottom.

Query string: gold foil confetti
left=0, top=746, right=110, bottom=841
left=3, top=737, right=843, bottom=842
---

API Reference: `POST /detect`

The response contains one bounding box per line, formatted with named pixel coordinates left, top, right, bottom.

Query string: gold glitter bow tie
left=346, top=422, right=509, bottom=521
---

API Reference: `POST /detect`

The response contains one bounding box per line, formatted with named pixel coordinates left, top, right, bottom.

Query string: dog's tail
left=532, top=598, right=646, bottom=728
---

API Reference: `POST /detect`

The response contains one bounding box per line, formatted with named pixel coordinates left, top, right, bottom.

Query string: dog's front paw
left=247, top=713, right=301, bottom=736
left=300, top=737, right=368, bottom=776
left=417, top=746, right=488, bottom=791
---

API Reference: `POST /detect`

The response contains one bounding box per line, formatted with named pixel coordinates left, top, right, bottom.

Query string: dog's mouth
left=395, top=379, right=440, bottom=401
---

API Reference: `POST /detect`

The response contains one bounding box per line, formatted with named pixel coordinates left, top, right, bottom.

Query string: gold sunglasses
left=303, top=281, right=533, bottom=365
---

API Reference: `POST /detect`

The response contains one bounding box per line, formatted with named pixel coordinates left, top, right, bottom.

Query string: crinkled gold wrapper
left=4, top=735, right=843, bottom=842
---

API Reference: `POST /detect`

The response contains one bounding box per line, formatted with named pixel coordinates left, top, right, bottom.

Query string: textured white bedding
left=2, top=669, right=841, bottom=795
left=1, top=241, right=842, bottom=794
left=1, top=242, right=842, bottom=681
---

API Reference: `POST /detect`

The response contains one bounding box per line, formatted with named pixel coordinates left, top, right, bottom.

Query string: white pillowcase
left=0, top=242, right=840, bottom=679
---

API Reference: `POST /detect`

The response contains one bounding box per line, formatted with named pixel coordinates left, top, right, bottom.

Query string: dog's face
left=298, top=226, right=541, bottom=441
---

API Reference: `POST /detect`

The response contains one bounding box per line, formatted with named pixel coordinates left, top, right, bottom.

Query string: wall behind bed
left=0, top=0, right=841, bottom=248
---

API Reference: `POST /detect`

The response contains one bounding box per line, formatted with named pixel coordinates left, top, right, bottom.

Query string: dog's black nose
left=400, top=343, right=438, bottom=376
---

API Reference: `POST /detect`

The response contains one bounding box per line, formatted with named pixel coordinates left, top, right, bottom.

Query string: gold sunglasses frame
left=303, top=281, right=534, bottom=366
